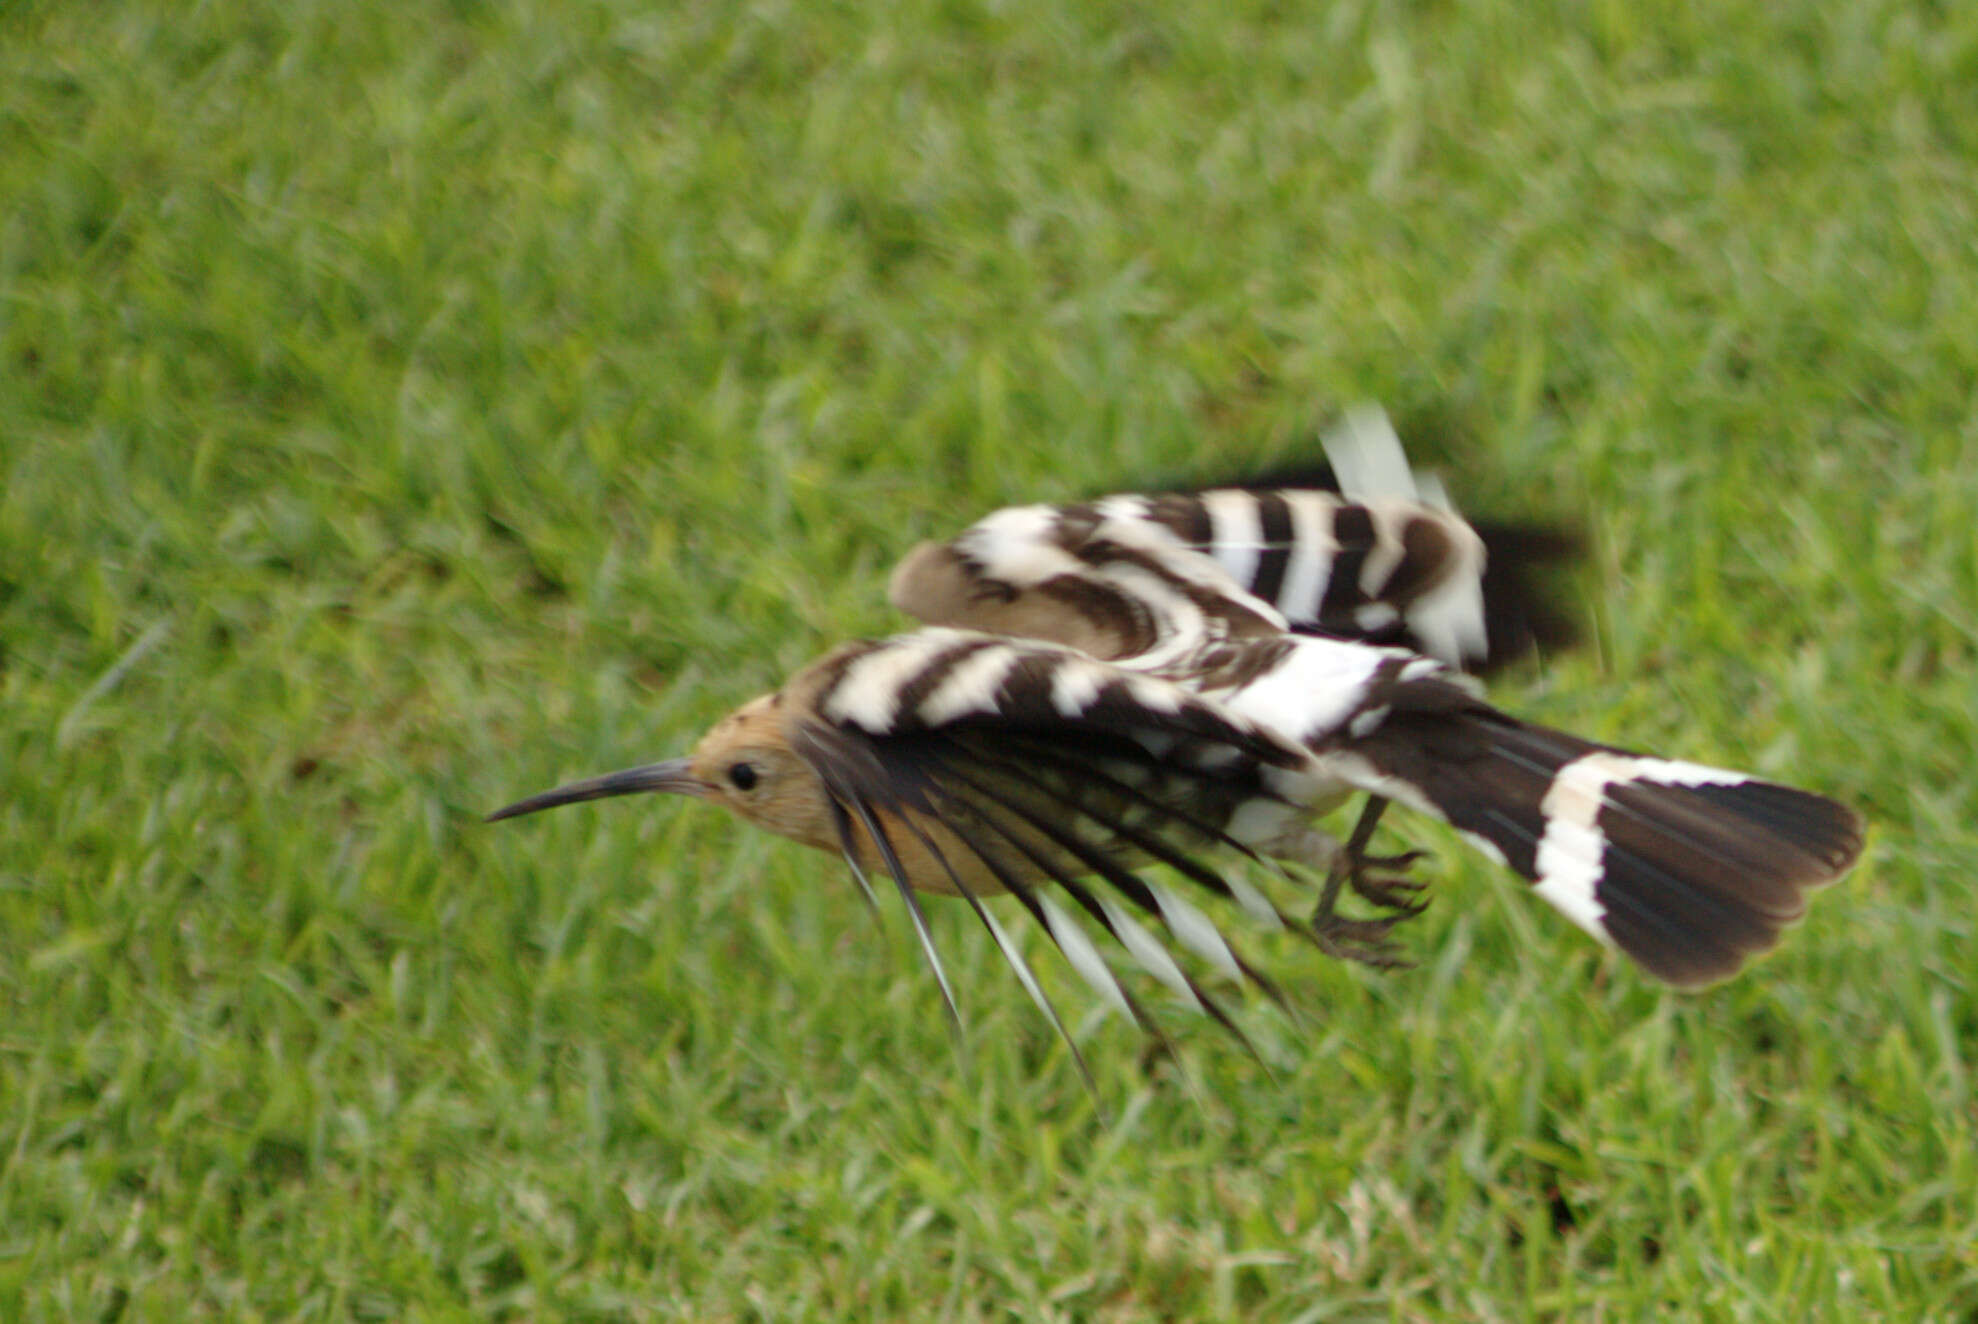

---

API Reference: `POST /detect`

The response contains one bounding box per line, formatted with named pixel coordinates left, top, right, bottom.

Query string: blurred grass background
left=4, top=0, right=1975, bottom=1317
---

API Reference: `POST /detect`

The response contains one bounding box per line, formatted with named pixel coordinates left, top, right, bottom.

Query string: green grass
left=4, top=0, right=1975, bottom=1317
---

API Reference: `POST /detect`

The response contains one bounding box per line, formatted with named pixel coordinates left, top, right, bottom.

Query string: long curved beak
left=486, top=757, right=710, bottom=823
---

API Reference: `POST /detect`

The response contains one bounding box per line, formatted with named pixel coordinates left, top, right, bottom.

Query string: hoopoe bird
left=490, top=411, right=1864, bottom=1054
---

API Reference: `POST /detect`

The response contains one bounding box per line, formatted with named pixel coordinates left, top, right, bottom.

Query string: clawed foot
left=1349, top=849, right=1430, bottom=912
left=1307, top=802, right=1432, bottom=967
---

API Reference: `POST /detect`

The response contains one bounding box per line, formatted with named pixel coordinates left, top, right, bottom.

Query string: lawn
left=3, top=0, right=1975, bottom=1318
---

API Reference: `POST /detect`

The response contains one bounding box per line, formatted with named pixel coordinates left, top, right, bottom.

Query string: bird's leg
left=1307, top=797, right=1429, bottom=954
left=1341, top=797, right=1430, bottom=911
left=1238, top=809, right=1425, bottom=964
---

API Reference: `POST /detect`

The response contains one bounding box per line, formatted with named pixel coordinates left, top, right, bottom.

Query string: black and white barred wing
left=783, top=628, right=1335, bottom=1046
left=886, top=487, right=1493, bottom=669
left=889, top=408, right=1574, bottom=671
left=1128, top=484, right=1584, bottom=672
left=887, top=496, right=1290, bottom=672
left=1207, top=404, right=1579, bottom=668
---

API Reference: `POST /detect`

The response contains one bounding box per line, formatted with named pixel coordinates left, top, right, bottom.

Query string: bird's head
left=486, top=693, right=840, bottom=852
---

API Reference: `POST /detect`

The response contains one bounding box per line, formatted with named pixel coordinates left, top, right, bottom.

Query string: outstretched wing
left=888, top=407, right=1573, bottom=670
left=1175, top=406, right=1580, bottom=666
left=780, top=629, right=1345, bottom=1055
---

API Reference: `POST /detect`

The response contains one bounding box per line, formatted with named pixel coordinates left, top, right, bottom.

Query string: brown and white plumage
left=891, top=406, right=1578, bottom=676
left=490, top=412, right=1864, bottom=1056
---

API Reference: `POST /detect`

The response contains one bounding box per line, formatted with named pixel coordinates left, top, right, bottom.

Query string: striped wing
left=886, top=496, right=1289, bottom=671
left=889, top=407, right=1576, bottom=671
left=1196, top=404, right=1577, bottom=667
left=1080, top=487, right=1495, bottom=666
left=783, top=629, right=1343, bottom=1055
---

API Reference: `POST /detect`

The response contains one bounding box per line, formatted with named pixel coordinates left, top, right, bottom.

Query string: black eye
left=727, top=762, right=759, bottom=791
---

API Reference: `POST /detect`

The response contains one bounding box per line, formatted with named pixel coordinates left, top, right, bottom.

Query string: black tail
left=1355, top=709, right=1864, bottom=986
